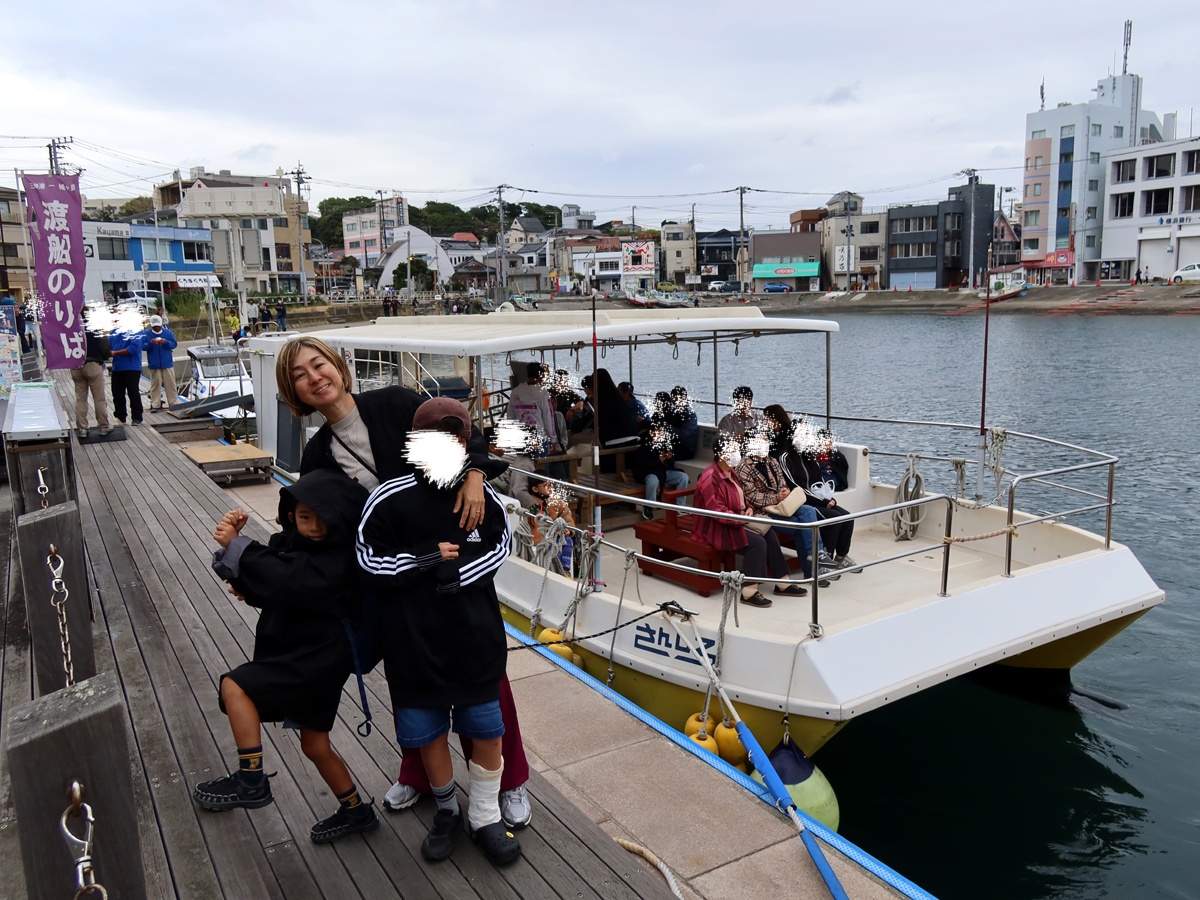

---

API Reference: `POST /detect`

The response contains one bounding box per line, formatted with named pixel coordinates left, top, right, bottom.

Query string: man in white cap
left=141, top=314, right=179, bottom=410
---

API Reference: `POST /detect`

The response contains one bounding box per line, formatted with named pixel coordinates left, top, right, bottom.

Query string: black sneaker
left=193, top=773, right=274, bottom=811
left=739, top=591, right=773, bottom=608
left=469, top=820, right=522, bottom=866
left=642, top=506, right=655, bottom=520
left=421, top=808, right=461, bottom=861
left=311, top=802, right=379, bottom=844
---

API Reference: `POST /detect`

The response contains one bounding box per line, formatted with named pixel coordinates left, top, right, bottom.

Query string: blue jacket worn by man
left=109, top=329, right=145, bottom=424
left=139, top=324, right=177, bottom=369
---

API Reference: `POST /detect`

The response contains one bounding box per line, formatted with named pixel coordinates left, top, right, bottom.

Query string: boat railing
left=519, top=467, right=961, bottom=638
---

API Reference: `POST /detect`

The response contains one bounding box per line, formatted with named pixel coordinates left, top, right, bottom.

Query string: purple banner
left=22, top=173, right=86, bottom=369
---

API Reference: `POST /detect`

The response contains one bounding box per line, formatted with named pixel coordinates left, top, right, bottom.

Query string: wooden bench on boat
left=632, top=487, right=735, bottom=597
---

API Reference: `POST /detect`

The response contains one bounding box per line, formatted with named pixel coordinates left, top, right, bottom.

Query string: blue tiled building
left=129, top=224, right=215, bottom=292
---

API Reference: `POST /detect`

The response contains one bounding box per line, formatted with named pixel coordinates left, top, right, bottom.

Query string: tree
left=393, top=257, right=431, bottom=291
left=82, top=203, right=118, bottom=222
left=117, top=197, right=153, bottom=216
left=339, top=256, right=359, bottom=275
left=309, top=196, right=376, bottom=251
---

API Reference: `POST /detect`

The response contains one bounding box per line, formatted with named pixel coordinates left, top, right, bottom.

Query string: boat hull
left=998, top=609, right=1148, bottom=669
left=499, top=604, right=847, bottom=756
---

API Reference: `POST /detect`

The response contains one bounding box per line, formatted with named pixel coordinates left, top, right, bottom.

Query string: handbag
left=745, top=516, right=773, bottom=535
left=764, top=487, right=806, bottom=518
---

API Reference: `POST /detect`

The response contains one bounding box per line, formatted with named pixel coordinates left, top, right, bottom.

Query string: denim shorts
left=394, top=700, right=505, bottom=747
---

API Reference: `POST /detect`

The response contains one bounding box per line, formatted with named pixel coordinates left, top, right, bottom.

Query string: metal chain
left=61, top=782, right=108, bottom=899
left=46, top=544, right=75, bottom=688
left=36, top=466, right=50, bottom=509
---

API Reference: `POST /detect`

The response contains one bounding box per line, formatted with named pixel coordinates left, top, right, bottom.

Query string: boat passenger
left=766, top=406, right=858, bottom=573
left=356, top=397, right=520, bottom=865
left=693, top=432, right=796, bottom=607
left=666, top=386, right=699, bottom=460
left=195, top=470, right=379, bottom=844
left=718, top=385, right=763, bottom=436
left=735, top=426, right=832, bottom=587
left=565, top=374, right=595, bottom=444
left=276, top=336, right=535, bottom=832
left=631, top=413, right=690, bottom=520
left=593, top=368, right=639, bottom=471
left=507, top=362, right=559, bottom=454
left=617, top=381, right=650, bottom=424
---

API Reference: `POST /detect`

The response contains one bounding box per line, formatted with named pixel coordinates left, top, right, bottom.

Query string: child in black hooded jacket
left=192, top=469, right=378, bottom=845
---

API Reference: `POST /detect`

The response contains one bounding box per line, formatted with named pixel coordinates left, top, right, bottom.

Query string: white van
left=117, top=289, right=166, bottom=309
left=1170, top=264, right=1200, bottom=283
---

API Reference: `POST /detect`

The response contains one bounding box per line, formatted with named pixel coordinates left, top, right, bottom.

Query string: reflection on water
left=820, top=675, right=1146, bottom=900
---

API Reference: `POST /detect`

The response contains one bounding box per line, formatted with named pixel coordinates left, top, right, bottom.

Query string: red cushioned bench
left=631, top=487, right=736, bottom=597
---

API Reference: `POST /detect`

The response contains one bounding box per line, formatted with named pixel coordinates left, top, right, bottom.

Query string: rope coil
left=891, top=455, right=927, bottom=541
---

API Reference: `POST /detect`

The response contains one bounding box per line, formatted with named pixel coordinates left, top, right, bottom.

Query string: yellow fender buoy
left=537, top=627, right=564, bottom=644
left=684, top=713, right=716, bottom=737
left=571, top=653, right=583, bottom=669
left=714, top=721, right=748, bottom=768
left=689, top=732, right=718, bottom=754
left=549, top=644, right=574, bottom=662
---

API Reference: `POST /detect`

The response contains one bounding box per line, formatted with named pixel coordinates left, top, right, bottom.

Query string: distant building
left=621, top=238, right=657, bottom=291
left=376, top=225, right=453, bottom=288
left=660, top=220, right=696, bottom=285
left=789, top=208, right=826, bottom=233
left=503, top=217, right=546, bottom=252
left=886, top=178, right=995, bottom=290
left=993, top=212, right=1022, bottom=268
left=1021, top=72, right=1164, bottom=283
left=342, top=196, right=408, bottom=266
left=0, top=186, right=34, bottom=301
left=749, top=229, right=821, bottom=292
left=81, top=222, right=137, bottom=300
left=440, top=237, right=487, bottom=268
left=561, top=204, right=595, bottom=230
left=819, top=192, right=888, bottom=290
left=1100, top=136, right=1200, bottom=281
left=163, top=166, right=314, bottom=294
left=696, top=230, right=747, bottom=286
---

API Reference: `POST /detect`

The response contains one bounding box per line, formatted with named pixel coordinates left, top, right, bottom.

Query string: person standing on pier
left=141, top=315, right=179, bottom=411
left=109, top=323, right=144, bottom=426
left=195, top=470, right=380, bottom=844
left=276, top=336, right=537, bottom=831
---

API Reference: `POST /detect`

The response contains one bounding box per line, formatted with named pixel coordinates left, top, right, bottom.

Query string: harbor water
left=598, top=312, right=1199, bottom=900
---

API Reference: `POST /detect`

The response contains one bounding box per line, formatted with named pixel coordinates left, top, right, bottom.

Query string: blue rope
left=504, top=621, right=939, bottom=900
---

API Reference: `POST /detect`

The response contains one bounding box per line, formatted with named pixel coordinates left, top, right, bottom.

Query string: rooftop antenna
left=1039, top=80, right=1045, bottom=111
left=1122, top=19, right=1132, bottom=75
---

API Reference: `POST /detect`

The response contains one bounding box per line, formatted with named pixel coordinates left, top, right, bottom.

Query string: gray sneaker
left=500, top=784, right=532, bottom=829
left=75, top=428, right=88, bottom=440
left=98, top=425, right=113, bottom=436
left=382, top=780, right=421, bottom=811
left=834, top=554, right=861, bottom=573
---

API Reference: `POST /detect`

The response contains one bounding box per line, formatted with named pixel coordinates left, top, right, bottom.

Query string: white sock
left=467, top=758, right=504, bottom=832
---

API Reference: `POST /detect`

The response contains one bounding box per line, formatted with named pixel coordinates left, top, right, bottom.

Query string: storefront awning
left=1024, top=250, right=1074, bottom=270
left=752, top=262, right=820, bottom=278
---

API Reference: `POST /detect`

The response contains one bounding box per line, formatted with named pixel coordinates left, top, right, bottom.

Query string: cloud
left=688, top=163, right=706, bottom=173
left=818, top=83, right=860, bottom=105
left=234, top=143, right=278, bottom=162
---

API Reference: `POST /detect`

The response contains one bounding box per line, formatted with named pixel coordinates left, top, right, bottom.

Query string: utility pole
left=737, top=186, right=747, bottom=288
left=842, top=197, right=855, bottom=291
left=47, top=136, right=73, bottom=175
left=959, top=168, right=978, bottom=289
left=496, top=184, right=512, bottom=292
left=631, top=205, right=636, bottom=232
left=288, top=163, right=310, bottom=302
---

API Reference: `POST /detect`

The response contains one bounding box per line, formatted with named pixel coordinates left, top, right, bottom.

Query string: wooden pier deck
left=0, top=372, right=678, bottom=900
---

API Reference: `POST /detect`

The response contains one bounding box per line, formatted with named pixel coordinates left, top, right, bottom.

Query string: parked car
left=1171, top=264, right=1200, bottom=283
left=762, top=282, right=792, bottom=293
left=655, top=281, right=679, bottom=292
left=117, top=289, right=165, bottom=309
left=711, top=282, right=740, bottom=293
left=706, top=281, right=729, bottom=292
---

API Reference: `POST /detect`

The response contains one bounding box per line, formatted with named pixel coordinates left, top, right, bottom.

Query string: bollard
left=4, top=671, right=146, bottom=900
left=17, top=501, right=95, bottom=696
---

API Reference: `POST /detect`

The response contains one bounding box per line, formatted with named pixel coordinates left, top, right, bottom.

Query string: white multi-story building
left=660, top=221, right=696, bottom=284
left=1020, top=72, right=1165, bottom=284
left=1099, top=137, right=1200, bottom=280
left=81, top=222, right=138, bottom=300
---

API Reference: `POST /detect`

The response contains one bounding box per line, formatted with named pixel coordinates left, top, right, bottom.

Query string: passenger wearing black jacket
left=279, top=336, right=536, bottom=831
left=193, top=470, right=380, bottom=844
left=765, top=405, right=858, bottom=571
left=357, top=397, right=520, bottom=866
left=630, top=412, right=689, bottom=520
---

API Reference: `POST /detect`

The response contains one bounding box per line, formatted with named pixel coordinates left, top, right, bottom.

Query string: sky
left=2, top=0, right=1198, bottom=231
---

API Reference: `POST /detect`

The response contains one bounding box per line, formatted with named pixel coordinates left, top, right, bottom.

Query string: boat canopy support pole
left=825, top=331, right=831, bottom=431
left=712, top=331, right=719, bottom=427
left=939, top=500, right=954, bottom=596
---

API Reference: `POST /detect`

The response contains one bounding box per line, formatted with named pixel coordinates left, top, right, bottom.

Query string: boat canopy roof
left=188, top=344, right=239, bottom=361
left=249, top=307, right=839, bottom=357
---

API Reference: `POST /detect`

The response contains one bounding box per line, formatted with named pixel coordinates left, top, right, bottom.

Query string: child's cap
left=413, top=396, right=471, bottom=433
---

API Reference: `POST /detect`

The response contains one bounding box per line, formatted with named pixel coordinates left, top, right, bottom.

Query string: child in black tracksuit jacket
left=192, top=470, right=379, bottom=845
left=356, top=397, right=519, bottom=866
